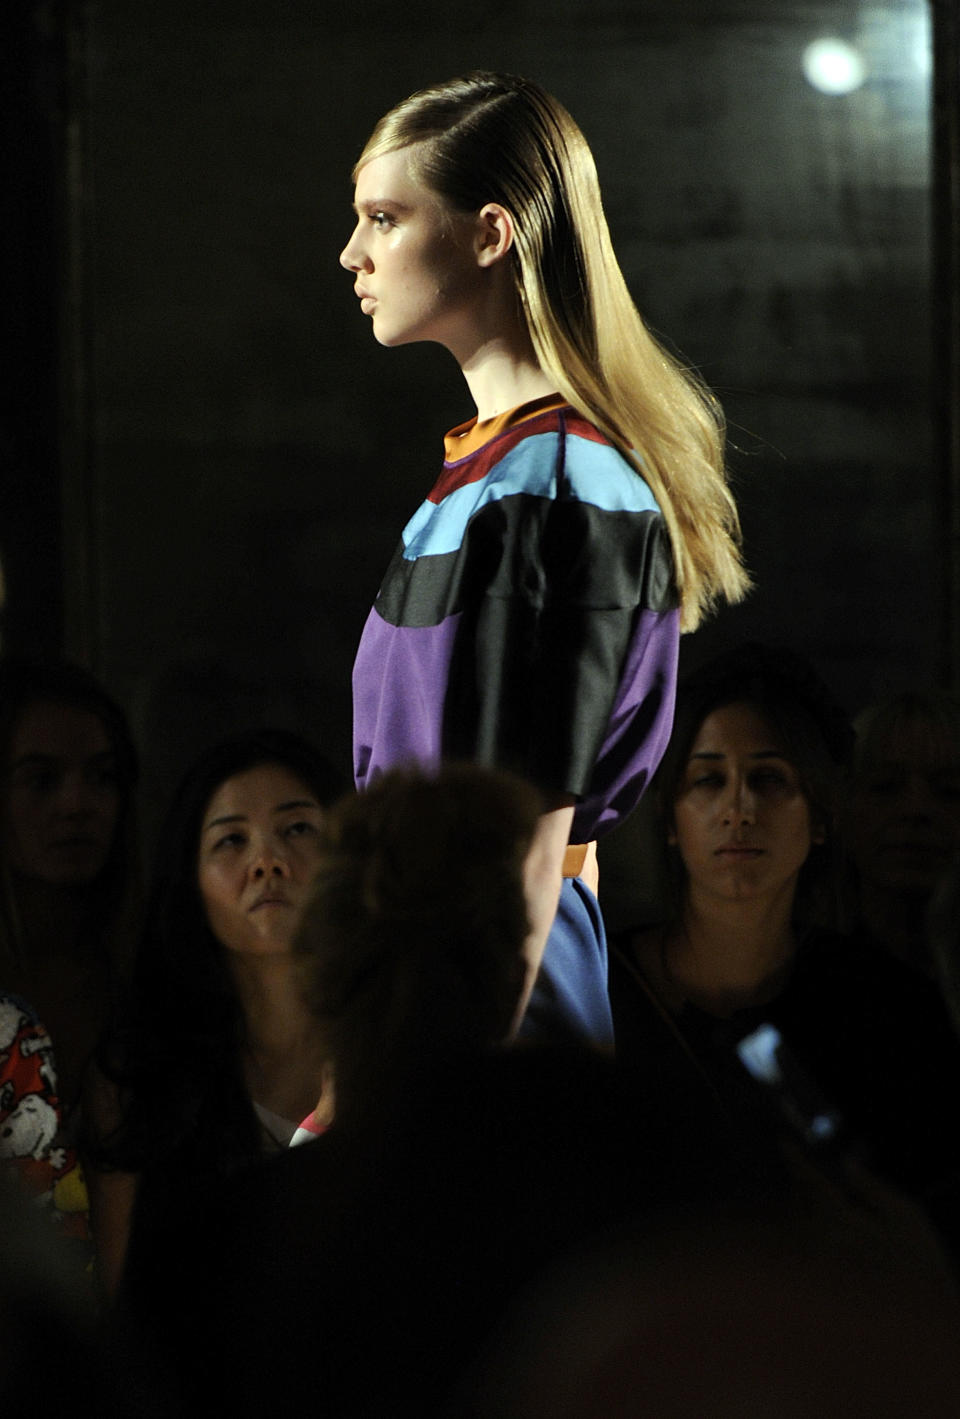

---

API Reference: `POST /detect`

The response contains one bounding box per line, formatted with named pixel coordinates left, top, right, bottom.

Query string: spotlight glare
left=802, top=38, right=867, bottom=95
left=912, top=20, right=932, bottom=77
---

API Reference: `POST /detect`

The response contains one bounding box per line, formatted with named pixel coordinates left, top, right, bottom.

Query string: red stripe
left=430, top=410, right=611, bottom=505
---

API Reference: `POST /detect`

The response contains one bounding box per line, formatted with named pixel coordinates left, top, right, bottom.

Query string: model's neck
left=448, top=275, right=556, bottom=421
left=460, top=342, right=557, bottom=423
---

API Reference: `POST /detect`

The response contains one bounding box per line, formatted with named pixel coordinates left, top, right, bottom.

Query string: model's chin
left=371, top=321, right=408, bottom=349
left=369, top=316, right=445, bottom=353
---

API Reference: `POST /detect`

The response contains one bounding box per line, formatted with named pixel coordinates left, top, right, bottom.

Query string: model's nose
left=340, top=225, right=368, bottom=273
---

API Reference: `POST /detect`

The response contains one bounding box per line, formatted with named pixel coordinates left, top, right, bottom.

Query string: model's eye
left=369, top=210, right=394, bottom=230
left=212, top=831, right=246, bottom=851
left=283, top=819, right=319, bottom=839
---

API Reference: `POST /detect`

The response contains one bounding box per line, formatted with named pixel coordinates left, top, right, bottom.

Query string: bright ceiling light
left=802, top=37, right=867, bottom=95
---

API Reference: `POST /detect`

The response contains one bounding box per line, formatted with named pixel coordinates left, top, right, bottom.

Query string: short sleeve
left=442, top=438, right=678, bottom=831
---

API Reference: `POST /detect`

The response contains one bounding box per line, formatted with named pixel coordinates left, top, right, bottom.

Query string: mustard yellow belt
left=562, top=843, right=591, bottom=877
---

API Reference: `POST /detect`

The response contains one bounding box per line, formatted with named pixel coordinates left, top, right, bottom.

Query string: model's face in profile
left=671, top=701, right=821, bottom=906
left=339, top=146, right=483, bottom=354
left=849, top=721, right=960, bottom=896
left=197, top=763, right=326, bottom=956
left=6, top=701, right=121, bottom=887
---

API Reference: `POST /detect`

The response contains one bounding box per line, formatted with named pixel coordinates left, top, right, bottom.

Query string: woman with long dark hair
left=612, top=643, right=851, bottom=1030
left=0, top=657, right=139, bottom=1114
left=88, top=728, right=345, bottom=1297
left=610, top=644, right=960, bottom=1208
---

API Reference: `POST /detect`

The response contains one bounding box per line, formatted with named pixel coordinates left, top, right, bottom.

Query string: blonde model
left=340, top=72, right=747, bottom=1042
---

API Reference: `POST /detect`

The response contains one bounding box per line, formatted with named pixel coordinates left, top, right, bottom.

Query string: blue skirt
left=518, top=876, right=614, bottom=1050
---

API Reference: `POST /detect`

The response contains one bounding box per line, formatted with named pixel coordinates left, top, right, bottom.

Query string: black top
left=610, top=927, right=960, bottom=1199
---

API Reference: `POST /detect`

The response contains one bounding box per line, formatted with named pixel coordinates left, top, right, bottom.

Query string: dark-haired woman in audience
left=0, top=658, right=139, bottom=1116
left=610, top=643, right=960, bottom=1211
left=88, top=728, right=345, bottom=1298
left=0, top=658, right=139, bottom=1292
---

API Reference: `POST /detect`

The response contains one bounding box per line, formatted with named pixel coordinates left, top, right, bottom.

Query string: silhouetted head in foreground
left=294, top=763, right=541, bottom=1124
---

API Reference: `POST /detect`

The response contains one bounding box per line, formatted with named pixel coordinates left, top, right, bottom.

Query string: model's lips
left=714, top=846, right=763, bottom=858
left=359, top=296, right=376, bottom=314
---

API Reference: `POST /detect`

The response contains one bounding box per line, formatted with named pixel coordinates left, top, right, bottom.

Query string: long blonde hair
left=354, top=72, right=749, bottom=630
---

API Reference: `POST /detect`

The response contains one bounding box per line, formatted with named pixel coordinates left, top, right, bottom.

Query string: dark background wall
left=1, top=0, right=951, bottom=845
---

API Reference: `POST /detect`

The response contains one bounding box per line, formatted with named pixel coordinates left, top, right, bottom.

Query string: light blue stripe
left=402, top=430, right=660, bottom=560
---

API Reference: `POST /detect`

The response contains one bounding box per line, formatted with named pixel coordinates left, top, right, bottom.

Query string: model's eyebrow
left=351, top=197, right=412, bottom=214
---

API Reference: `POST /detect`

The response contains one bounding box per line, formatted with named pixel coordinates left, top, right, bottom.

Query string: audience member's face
left=671, top=701, right=821, bottom=906
left=849, top=720, right=960, bottom=898
left=6, top=700, right=121, bottom=886
left=197, top=763, right=326, bottom=956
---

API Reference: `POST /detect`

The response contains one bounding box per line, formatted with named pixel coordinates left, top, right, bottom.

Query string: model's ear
left=474, top=203, right=515, bottom=267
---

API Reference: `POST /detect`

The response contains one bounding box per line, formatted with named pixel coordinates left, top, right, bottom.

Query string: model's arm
left=511, top=796, right=576, bottom=1036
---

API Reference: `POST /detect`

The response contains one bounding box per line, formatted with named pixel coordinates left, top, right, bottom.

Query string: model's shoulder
left=560, top=419, right=661, bottom=516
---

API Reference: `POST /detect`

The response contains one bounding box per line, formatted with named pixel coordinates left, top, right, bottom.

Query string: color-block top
left=352, top=394, right=680, bottom=841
